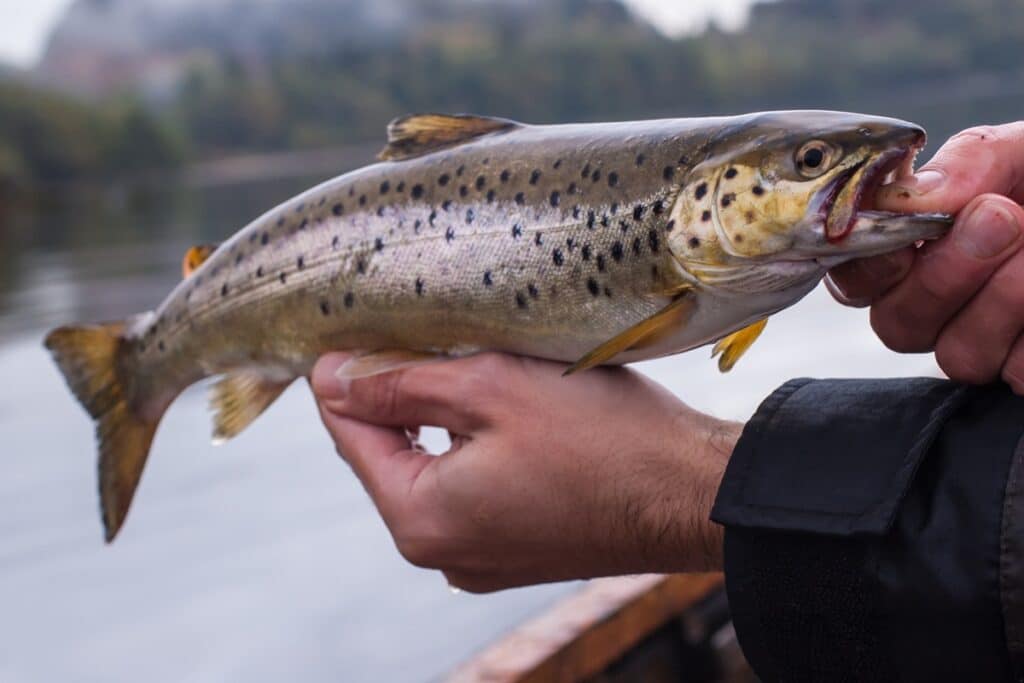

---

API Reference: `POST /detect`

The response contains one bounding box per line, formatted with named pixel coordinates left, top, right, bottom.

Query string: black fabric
left=712, top=378, right=1024, bottom=683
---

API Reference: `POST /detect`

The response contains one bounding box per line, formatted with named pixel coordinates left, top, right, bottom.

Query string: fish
left=45, top=110, right=953, bottom=541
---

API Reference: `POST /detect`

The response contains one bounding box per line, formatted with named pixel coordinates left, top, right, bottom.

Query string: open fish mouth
left=822, top=144, right=922, bottom=242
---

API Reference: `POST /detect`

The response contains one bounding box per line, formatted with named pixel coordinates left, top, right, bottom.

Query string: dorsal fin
left=379, top=114, right=521, bottom=161
left=182, top=243, right=219, bottom=278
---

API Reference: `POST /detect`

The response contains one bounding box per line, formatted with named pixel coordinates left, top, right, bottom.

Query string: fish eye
left=795, top=140, right=836, bottom=178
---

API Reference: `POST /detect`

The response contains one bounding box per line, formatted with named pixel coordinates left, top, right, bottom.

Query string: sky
left=0, top=0, right=761, bottom=68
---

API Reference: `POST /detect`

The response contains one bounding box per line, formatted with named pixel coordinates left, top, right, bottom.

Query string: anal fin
left=210, top=371, right=293, bottom=444
left=337, top=350, right=444, bottom=380
left=565, top=293, right=696, bottom=375
left=712, top=318, right=768, bottom=373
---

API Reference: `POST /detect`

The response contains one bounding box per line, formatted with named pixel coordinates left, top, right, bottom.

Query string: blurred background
left=1, top=0, right=1022, bottom=680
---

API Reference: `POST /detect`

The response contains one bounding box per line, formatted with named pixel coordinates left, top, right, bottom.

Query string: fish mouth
left=821, top=144, right=920, bottom=242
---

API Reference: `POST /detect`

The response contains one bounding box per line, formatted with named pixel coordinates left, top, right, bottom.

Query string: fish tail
left=44, top=319, right=162, bottom=543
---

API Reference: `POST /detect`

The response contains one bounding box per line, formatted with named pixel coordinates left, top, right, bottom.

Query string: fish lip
left=822, top=145, right=917, bottom=243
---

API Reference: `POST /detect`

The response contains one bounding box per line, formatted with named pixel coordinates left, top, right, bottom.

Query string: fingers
left=826, top=248, right=915, bottom=307
left=876, top=122, right=1024, bottom=213
left=311, top=352, right=500, bottom=433
left=932, top=243, right=1024, bottom=384
left=1003, top=336, right=1024, bottom=395
left=869, top=195, right=1024, bottom=352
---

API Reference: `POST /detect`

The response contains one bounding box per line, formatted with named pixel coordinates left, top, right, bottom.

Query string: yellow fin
left=182, top=243, right=219, bottom=278
left=45, top=321, right=161, bottom=543
left=210, top=371, right=293, bottom=444
left=379, top=114, right=521, bottom=161
left=337, top=350, right=443, bottom=380
left=565, top=294, right=696, bottom=376
left=712, top=319, right=768, bottom=373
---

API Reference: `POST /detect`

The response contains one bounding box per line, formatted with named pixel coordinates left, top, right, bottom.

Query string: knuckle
left=394, top=536, right=443, bottom=569
left=935, top=336, right=999, bottom=385
left=364, top=371, right=405, bottom=419
left=870, top=307, right=933, bottom=353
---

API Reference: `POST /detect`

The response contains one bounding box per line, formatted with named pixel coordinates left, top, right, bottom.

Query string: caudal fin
left=44, top=322, right=158, bottom=542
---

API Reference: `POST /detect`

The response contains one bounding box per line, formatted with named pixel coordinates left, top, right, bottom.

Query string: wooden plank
left=445, top=573, right=724, bottom=683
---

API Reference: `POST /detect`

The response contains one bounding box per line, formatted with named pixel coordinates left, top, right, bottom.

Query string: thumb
left=876, top=123, right=1024, bottom=214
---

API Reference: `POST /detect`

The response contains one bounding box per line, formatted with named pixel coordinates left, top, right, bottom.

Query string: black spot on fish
left=515, top=192, right=525, bottom=205
left=249, top=233, right=258, bottom=243
left=412, top=184, right=424, bottom=199
left=158, top=340, right=165, bottom=352
left=688, top=236, right=701, bottom=249
left=663, top=166, right=675, bottom=181
left=459, top=185, right=469, bottom=198
left=696, top=183, right=707, bottom=200
left=333, top=203, right=344, bottom=216
left=511, top=223, right=523, bottom=239
left=572, top=205, right=581, bottom=219
left=721, top=193, right=736, bottom=208
left=633, top=205, right=645, bottom=221
left=516, top=292, right=528, bottom=309
left=438, top=173, right=450, bottom=186
left=413, top=219, right=422, bottom=234
left=581, top=163, right=591, bottom=179
left=611, top=242, right=624, bottom=261
left=429, top=210, right=438, bottom=226
left=734, top=234, right=744, bottom=243
left=581, top=244, right=592, bottom=261
left=632, top=237, right=643, bottom=256
left=359, top=195, right=367, bottom=207
left=456, top=165, right=465, bottom=178
left=635, top=153, right=646, bottom=166
left=528, top=283, right=539, bottom=298
left=261, top=233, right=269, bottom=245
left=442, top=199, right=453, bottom=211
left=221, top=283, right=229, bottom=296
left=445, top=226, right=456, bottom=242
left=279, top=273, right=287, bottom=284
left=591, top=169, right=601, bottom=183
left=587, top=210, right=596, bottom=229
left=534, top=232, right=543, bottom=246
left=753, top=185, right=765, bottom=196
left=553, top=159, right=563, bottom=170
left=679, top=154, right=690, bottom=165
left=604, top=287, right=612, bottom=298
left=332, top=236, right=340, bottom=249
left=299, top=218, right=309, bottom=230
left=666, top=220, right=676, bottom=232
left=415, top=278, right=424, bottom=296
left=397, top=181, right=405, bottom=193
left=552, top=248, right=564, bottom=266
left=550, top=191, right=560, bottom=207
left=487, top=189, right=496, bottom=203
left=568, top=182, right=578, bottom=195
left=610, top=202, right=619, bottom=215
left=530, top=170, right=541, bottom=185
left=277, top=217, right=286, bottom=228
left=597, top=254, right=607, bottom=272
left=297, top=256, right=305, bottom=269
left=725, top=168, right=738, bottom=179
left=608, top=172, right=619, bottom=187
left=344, top=292, right=354, bottom=308
left=566, top=237, right=575, bottom=251
left=483, top=270, right=493, bottom=286
left=235, top=253, right=244, bottom=265
left=348, top=187, right=355, bottom=197
left=320, top=301, right=330, bottom=315
left=653, top=200, right=666, bottom=215
left=619, top=220, right=630, bottom=233
left=374, top=237, right=384, bottom=251
left=587, top=278, right=600, bottom=296
left=701, top=210, right=712, bottom=222
left=380, top=180, right=390, bottom=194
left=475, top=176, right=486, bottom=191
left=648, top=230, right=660, bottom=253
left=466, top=208, right=475, bottom=224
left=601, top=215, right=610, bottom=228
left=296, top=203, right=305, bottom=212
left=500, top=169, right=511, bottom=183
left=256, top=266, right=264, bottom=277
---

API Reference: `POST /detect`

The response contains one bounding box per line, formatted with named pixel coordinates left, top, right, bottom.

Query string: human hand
left=828, top=123, right=1024, bottom=391
left=311, top=352, right=739, bottom=593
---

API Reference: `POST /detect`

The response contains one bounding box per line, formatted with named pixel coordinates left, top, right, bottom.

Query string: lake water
left=0, top=155, right=947, bottom=682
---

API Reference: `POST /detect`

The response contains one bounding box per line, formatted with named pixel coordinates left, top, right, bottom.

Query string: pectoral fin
left=182, top=244, right=219, bottom=278
left=210, top=371, right=293, bottom=444
left=337, top=350, right=444, bottom=380
left=711, top=319, right=768, bottom=373
left=565, top=293, right=696, bottom=376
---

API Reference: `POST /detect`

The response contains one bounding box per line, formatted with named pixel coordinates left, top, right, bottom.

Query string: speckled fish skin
left=44, top=110, right=954, bottom=541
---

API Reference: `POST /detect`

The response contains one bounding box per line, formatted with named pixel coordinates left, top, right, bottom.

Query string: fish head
left=668, top=111, right=952, bottom=295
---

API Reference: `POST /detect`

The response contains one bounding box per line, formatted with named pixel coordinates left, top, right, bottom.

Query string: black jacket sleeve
left=711, top=378, right=1024, bottom=683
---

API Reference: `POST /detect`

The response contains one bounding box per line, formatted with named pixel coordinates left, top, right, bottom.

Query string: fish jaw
left=790, top=210, right=954, bottom=265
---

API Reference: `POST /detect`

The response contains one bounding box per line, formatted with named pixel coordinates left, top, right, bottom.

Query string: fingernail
left=956, top=200, right=1021, bottom=259
left=886, top=169, right=946, bottom=197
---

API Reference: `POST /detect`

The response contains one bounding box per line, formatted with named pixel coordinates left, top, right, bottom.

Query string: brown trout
left=46, top=111, right=952, bottom=541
